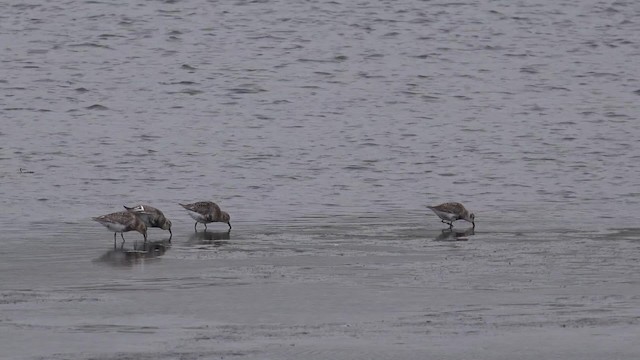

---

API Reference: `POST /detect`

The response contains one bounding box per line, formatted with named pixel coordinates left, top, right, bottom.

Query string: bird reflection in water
left=186, top=230, right=231, bottom=247
left=94, top=240, right=170, bottom=267
left=434, top=227, right=475, bottom=241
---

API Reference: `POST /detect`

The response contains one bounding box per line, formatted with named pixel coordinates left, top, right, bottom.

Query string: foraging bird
left=427, top=202, right=475, bottom=229
left=179, top=201, right=231, bottom=231
left=92, top=211, right=148, bottom=248
left=124, top=204, right=172, bottom=240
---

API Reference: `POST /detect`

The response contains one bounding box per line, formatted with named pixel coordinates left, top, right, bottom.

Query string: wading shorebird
left=123, top=204, right=172, bottom=240
left=179, top=201, right=231, bottom=231
left=92, top=211, right=148, bottom=248
left=427, top=202, right=475, bottom=229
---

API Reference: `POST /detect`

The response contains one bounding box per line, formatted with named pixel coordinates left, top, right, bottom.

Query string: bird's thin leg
left=448, top=222, right=453, bottom=229
left=168, top=229, right=172, bottom=242
left=204, top=223, right=208, bottom=232
left=139, top=233, right=147, bottom=251
left=194, top=222, right=198, bottom=232
left=120, top=233, right=126, bottom=249
left=227, top=222, right=232, bottom=230
left=113, top=232, right=117, bottom=249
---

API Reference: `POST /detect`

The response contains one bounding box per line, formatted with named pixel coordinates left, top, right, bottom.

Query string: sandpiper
left=179, top=201, right=231, bottom=231
left=92, top=211, right=148, bottom=248
left=427, top=202, right=475, bottom=229
left=124, top=204, right=172, bottom=240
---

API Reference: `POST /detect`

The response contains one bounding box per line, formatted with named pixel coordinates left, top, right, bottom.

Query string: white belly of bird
left=103, top=222, right=127, bottom=232
left=186, top=210, right=210, bottom=223
left=432, top=209, right=458, bottom=222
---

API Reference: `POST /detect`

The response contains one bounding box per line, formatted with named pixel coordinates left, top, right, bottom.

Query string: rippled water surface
left=2, top=0, right=640, bottom=359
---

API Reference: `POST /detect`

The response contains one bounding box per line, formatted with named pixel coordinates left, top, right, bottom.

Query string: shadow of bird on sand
left=94, top=240, right=170, bottom=267
left=185, top=230, right=231, bottom=247
left=433, top=227, right=475, bottom=242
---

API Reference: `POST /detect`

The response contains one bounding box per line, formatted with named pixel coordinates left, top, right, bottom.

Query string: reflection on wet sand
left=94, top=240, right=170, bottom=267
left=185, top=230, right=231, bottom=247
left=434, top=227, right=475, bottom=241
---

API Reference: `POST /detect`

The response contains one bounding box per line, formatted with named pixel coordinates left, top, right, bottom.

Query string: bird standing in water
left=427, top=202, right=475, bottom=229
left=124, top=204, right=172, bottom=241
left=179, top=201, right=231, bottom=231
left=92, top=211, right=148, bottom=248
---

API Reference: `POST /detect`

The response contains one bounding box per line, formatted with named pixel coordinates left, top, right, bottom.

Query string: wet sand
left=1, top=217, right=639, bottom=359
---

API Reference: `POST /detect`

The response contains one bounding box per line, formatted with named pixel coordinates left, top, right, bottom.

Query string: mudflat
left=1, top=217, right=638, bottom=360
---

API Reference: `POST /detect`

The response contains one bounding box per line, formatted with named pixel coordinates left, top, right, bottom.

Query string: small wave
left=86, top=104, right=108, bottom=110
left=68, top=42, right=111, bottom=49
left=227, top=85, right=267, bottom=94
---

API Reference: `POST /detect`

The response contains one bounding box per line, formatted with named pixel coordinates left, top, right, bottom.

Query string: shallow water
left=2, top=0, right=640, bottom=358
left=2, top=221, right=640, bottom=359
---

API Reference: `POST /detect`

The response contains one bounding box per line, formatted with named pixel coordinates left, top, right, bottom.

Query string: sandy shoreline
left=1, top=220, right=639, bottom=359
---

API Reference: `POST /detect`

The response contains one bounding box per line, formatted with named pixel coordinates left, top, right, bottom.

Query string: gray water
left=1, top=0, right=640, bottom=359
